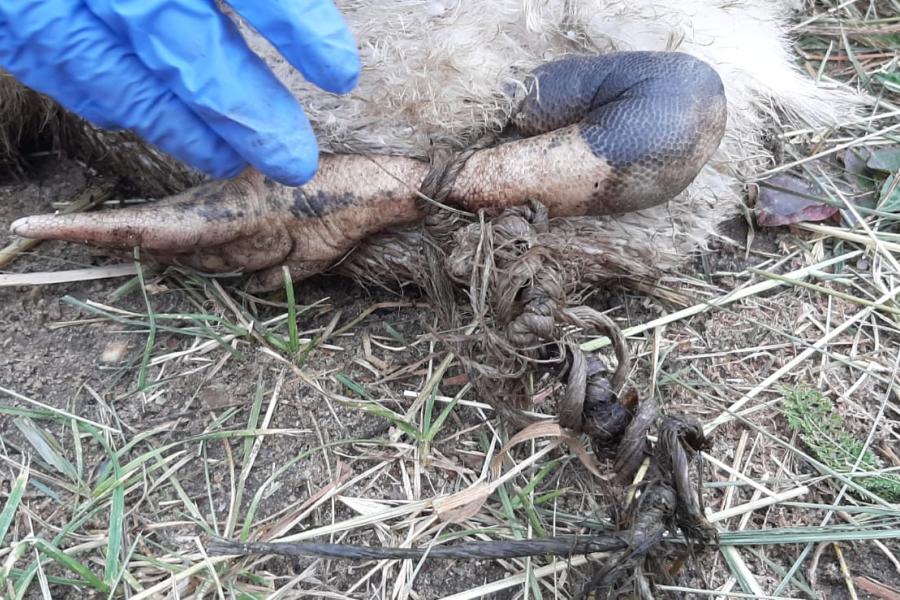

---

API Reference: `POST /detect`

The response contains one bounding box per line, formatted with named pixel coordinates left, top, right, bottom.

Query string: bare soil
left=1, top=157, right=897, bottom=599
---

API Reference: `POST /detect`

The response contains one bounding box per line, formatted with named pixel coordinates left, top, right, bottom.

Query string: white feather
left=221, top=0, right=857, bottom=266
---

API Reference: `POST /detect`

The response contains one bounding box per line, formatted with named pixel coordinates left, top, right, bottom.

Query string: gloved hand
left=0, top=0, right=360, bottom=185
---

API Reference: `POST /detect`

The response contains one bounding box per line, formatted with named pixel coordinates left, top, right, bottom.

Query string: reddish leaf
left=756, top=174, right=838, bottom=227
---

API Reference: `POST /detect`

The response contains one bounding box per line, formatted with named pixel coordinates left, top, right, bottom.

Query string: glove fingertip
left=262, top=150, right=319, bottom=187
left=323, top=52, right=361, bottom=95
left=206, top=156, right=250, bottom=180
left=239, top=130, right=324, bottom=187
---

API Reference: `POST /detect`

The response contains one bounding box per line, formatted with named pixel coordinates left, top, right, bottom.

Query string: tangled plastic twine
left=210, top=166, right=719, bottom=597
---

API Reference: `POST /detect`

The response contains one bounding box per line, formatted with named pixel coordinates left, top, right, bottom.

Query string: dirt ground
left=1, top=157, right=898, bottom=599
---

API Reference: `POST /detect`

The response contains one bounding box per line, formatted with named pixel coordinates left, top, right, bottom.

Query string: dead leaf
left=433, top=481, right=493, bottom=523
left=756, top=174, right=837, bottom=227
left=854, top=576, right=900, bottom=600
left=490, top=421, right=607, bottom=480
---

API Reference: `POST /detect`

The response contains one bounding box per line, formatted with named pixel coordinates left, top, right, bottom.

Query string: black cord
left=207, top=534, right=630, bottom=561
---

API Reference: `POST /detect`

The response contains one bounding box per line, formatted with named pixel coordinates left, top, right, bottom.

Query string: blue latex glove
left=0, top=0, right=360, bottom=185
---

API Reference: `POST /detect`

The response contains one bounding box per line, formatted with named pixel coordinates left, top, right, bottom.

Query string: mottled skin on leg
left=11, top=52, right=727, bottom=290
left=452, top=53, right=727, bottom=216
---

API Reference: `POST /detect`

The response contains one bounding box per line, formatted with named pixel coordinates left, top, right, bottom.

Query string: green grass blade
left=12, top=503, right=104, bottom=597
left=0, top=544, right=29, bottom=592
left=283, top=266, right=301, bottom=354
left=103, top=451, right=125, bottom=585
left=343, top=399, right=421, bottom=439
left=239, top=438, right=386, bottom=541
left=134, top=251, right=157, bottom=390
left=13, top=418, right=78, bottom=482
left=335, top=372, right=374, bottom=401
left=227, top=374, right=267, bottom=539
left=0, top=465, right=28, bottom=545
left=32, top=539, right=110, bottom=593
left=426, top=384, right=470, bottom=441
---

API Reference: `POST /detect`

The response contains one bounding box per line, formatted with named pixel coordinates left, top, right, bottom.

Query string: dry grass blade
left=3, top=1, right=900, bottom=598
left=0, top=264, right=138, bottom=287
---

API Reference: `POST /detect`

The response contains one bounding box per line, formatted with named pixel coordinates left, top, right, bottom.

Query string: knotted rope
left=262, top=136, right=717, bottom=597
